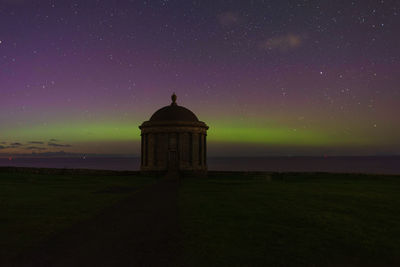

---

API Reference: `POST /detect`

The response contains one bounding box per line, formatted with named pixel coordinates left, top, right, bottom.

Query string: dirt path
left=12, top=179, right=181, bottom=267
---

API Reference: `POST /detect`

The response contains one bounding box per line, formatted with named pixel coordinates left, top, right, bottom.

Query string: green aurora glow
left=1, top=118, right=384, bottom=156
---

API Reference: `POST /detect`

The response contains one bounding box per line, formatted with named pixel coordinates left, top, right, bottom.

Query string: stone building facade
left=139, top=94, right=209, bottom=175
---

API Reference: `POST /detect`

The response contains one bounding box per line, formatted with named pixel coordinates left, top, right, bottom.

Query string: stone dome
left=139, top=93, right=208, bottom=175
left=149, top=93, right=199, bottom=122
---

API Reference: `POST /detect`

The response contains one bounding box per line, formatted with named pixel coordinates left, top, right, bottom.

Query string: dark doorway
left=168, top=151, right=178, bottom=171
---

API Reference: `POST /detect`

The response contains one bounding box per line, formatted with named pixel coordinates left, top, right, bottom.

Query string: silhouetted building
left=139, top=93, right=209, bottom=175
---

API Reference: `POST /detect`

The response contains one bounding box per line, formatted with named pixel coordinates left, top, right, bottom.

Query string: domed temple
left=139, top=93, right=209, bottom=175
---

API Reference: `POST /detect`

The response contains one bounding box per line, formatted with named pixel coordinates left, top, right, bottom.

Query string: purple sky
left=0, top=0, right=399, bottom=156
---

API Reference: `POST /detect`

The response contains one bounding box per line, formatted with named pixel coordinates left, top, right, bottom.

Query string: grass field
left=1, top=169, right=400, bottom=266
left=0, top=169, right=154, bottom=262
left=179, top=173, right=400, bottom=266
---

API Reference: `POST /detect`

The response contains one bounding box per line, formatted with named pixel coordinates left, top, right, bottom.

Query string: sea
left=0, top=156, right=399, bottom=175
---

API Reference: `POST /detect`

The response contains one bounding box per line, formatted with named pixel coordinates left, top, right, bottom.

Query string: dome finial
left=171, top=92, right=177, bottom=106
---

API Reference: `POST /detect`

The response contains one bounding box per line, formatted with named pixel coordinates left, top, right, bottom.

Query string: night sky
left=1, top=0, right=399, bottom=156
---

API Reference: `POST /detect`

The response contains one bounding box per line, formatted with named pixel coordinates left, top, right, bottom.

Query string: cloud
left=10, top=142, right=23, bottom=147
left=48, top=142, right=72, bottom=148
left=29, top=141, right=44, bottom=144
left=217, top=12, right=241, bottom=26
left=1, top=0, right=33, bottom=4
left=26, top=146, right=47, bottom=150
left=260, top=34, right=303, bottom=51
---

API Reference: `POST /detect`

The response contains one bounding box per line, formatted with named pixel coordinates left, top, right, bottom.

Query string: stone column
left=153, top=133, right=158, bottom=167
left=189, top=132, right=193, bottom=166
left=204, top=134, right=207, bottom=167
left=176, top=132, right=180, bottom=166
left=198, top=133, right=203, bottom=167
left=144, top=133, right=148, bottom=167
left=201, top=134, right=206, bottom=168
left=192, top=133, right=199, bottom=168
left=141, top=134, right=144, bottom=167
left=148, top=133, right=154, bottom=168
left=178, top=132, right=186, bottom=169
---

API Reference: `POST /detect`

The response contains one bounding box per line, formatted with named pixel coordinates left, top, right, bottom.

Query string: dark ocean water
left=0, top=157, right=399, bottom=175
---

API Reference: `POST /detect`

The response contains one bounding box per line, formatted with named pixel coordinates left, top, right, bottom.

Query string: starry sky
left=1, top=0, right=399, bottom=156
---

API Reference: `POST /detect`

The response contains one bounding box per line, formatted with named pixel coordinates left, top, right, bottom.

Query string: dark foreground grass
left=179, top=173, right=400, bottom=266
left=2, top=170, right=400, bottom=266
left=0, top=169, right=154, bottom=262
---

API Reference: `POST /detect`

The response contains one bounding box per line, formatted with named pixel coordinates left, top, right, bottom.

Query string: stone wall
left=140, top=123, right=208, bottom=173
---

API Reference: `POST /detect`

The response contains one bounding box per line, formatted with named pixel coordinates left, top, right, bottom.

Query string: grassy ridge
left=179, top=173, right=400, bottom=266
left=0, top=170, right=154, bottom=262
